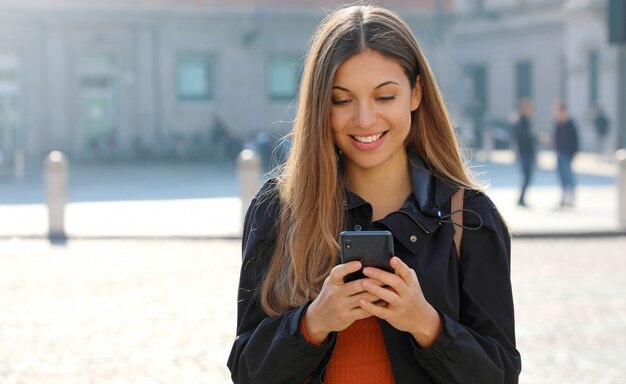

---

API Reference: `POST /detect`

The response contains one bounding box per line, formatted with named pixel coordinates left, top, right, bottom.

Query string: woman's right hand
left=302, top=261, right=385, bottom=344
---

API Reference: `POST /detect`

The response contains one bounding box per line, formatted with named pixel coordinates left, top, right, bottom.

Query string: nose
left=354, top=102, right=376, bottom=130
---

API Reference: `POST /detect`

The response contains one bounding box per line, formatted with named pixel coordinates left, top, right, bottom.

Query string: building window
left=0, top=53, right=21, bottom=155
left=78, top=53, right=116, bottom=152
left=0, top=70, right=18, bottom=83
left=589, top=50, right=599, bottom=105
left=268, top=55, right=302, bottom=100
left=515, top=60, right=533, bottom=100
left=80, top=75, right=114, bottom=146
left=79, top=54, right=115, bottom=73
left=177, top=54, right=214, bottom=101
left=465, top=64, right=487, bottom=149
left=474, top=0, right=484, bottom=13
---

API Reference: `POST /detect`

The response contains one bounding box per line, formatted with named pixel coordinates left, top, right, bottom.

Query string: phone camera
left=345, top=240, right=351, bottom=249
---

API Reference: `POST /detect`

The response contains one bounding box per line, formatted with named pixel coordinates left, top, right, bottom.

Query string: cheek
left=330, top=109, right=348, bottom=137
left=391, top=103, right=414, bottom=131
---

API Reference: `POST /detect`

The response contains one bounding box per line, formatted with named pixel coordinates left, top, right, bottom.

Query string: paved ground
left=0, top=239, right=241, bottom=384
left=0, top=237, right=624, bottom=383
left=511, top=238, right=626, bottom=384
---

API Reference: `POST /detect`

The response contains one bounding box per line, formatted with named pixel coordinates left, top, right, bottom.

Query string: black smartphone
left=339, top=230, right=395, bottom=282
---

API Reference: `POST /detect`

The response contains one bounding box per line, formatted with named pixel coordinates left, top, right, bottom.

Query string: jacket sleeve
left=227, top=181, right=336, bottom=383
left=411, top=191, right=522, bottom=383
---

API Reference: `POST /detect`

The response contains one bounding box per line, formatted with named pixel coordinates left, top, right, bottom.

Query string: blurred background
left=0, top=0, right=625, bottom=383
left=0, top=0, right=623, bottom=168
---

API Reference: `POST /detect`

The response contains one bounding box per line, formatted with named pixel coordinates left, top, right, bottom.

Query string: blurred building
left=0, top=0, right=450, bottom=165
left=0, top=0, right=620, bottom=167
left=454, top=0, right=620, bottom=153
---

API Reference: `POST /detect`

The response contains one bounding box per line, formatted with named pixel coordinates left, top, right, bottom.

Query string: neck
left=345, top=152, right=412, bottom=221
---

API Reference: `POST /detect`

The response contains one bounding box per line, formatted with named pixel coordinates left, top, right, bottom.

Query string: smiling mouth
left=350, top=131, right=387, bottom=143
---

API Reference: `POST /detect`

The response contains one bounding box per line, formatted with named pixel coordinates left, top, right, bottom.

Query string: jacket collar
left=344, top=151, right=459, bottom=235
left=407, top=151, right=457, bottom=218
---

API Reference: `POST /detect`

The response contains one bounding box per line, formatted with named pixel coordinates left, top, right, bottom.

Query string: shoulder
left=462, top=189, right=508, bottom=235
left=252, top=178, right=280, bottom=211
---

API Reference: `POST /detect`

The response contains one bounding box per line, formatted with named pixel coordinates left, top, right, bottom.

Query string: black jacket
left=554, top=119, right=579, bottom=157
left=594, top=113, right=609, bottom=137
left=228, top=155, right=521, bottom=383
left=513, top=116, right=536, bottom=157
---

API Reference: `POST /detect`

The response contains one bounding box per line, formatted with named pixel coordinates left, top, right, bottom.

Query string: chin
left=344, top=153, right=391, bottom=171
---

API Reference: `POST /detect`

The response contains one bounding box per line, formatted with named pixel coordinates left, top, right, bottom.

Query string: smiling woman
left=330, top=50, right=420, bottom=181
left=228, top=5, right=521, bottom=384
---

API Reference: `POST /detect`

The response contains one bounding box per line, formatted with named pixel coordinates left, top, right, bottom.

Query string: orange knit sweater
left=301, top=316, right=395, bottom=383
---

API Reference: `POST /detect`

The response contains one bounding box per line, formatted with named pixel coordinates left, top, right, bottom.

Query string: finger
left=359, top=298, right=390, bottom=320
left=348, top=291, right=386, bottom=307
left=349, top=307, right=375, bottom=321
left=362, top=266, right=403, bottom=290
left=345, top=278, right=385, bottom=296
left=362, top=279, right=399, bottom=305
left=390, top=256, right=417, bottom=286
left=329, top=261, right=362, bottom=284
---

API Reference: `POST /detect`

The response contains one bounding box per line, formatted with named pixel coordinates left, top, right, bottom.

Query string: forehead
left=333, top=50, right=407, bottom=86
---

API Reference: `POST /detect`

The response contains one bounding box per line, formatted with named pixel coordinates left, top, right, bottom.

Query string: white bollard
left=44, top=151, right=69, bottom=239
left=237, top=149, right=261, bottom=227
left=617, top=149, right=626, bottom=227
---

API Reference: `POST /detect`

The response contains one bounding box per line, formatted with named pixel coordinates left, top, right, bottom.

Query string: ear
left=411, top=75, right=422, bottom=111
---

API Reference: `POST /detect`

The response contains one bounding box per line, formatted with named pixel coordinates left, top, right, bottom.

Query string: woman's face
left=330, top=49, right=421, bottom=174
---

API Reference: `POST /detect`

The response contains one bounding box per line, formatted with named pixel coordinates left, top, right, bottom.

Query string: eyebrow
left=332, top=80, right=400, bottom=92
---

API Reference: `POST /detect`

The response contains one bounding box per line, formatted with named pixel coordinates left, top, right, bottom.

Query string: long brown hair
left=261, top=5, right=478, bottom=316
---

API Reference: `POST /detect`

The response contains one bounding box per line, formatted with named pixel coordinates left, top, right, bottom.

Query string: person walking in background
left=512, top=98, right=536, bottom=207
left=211, top=116, right=229, bottom=164
left=592, top=102, right=610, bottom=161
left=228, top=5, right=520, bottom=383
left=553, top=100, right=579, bottom=207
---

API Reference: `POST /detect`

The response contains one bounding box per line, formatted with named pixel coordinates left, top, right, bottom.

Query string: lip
left=350, top=131, right=387, bottom=151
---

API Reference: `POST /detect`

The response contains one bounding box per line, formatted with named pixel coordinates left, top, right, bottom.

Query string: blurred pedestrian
left=553, top=100, right=579, bottom=207
left=228, top=5, right=520, bottom=383
left=592, top=102, right=611, bottom=161
left=512, top=98, right=536, bottom=207
left=211, top=116, right=228, bottom=164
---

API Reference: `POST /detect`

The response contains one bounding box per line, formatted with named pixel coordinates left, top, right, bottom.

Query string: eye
left=377, top=96, right=396, bottom=103
left=331, top=99, right=351, bottom=105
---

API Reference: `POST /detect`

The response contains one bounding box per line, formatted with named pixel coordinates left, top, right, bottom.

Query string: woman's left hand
left=359, top=256, right=443, bottom=348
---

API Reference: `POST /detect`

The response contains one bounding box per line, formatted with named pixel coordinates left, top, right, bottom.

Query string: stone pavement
left=0, top=239, right=241, bottom=384
left=0, top=237, right=624, bottom=383
left=0, top=150, right=624, bottom=239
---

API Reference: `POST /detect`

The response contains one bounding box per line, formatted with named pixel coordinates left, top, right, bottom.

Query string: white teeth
left=353, top=133, right=383, bottom=143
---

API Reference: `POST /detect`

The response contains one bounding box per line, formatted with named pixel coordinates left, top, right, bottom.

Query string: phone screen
left=340, top=230, right=394, bottom=282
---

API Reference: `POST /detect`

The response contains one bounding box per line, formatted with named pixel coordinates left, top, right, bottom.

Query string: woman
left=228, top=5, right=521, bottom=383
